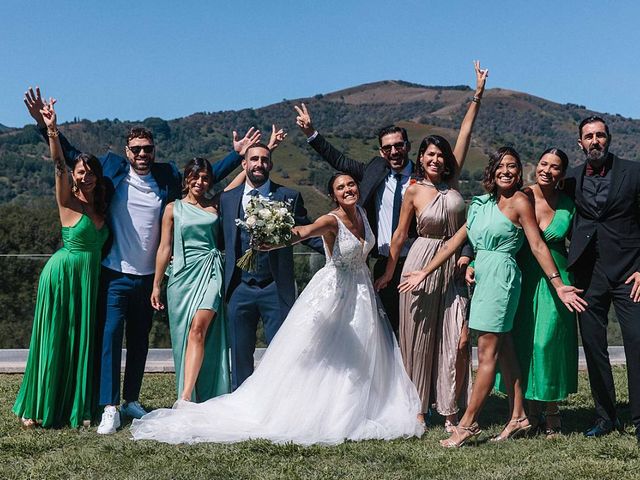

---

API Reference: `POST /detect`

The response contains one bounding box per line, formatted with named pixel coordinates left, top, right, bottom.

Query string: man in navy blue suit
left=220, top=142, right=321, bottom=389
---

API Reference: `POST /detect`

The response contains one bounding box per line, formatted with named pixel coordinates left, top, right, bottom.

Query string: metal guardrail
left=0, top=347, right=627, bottom=374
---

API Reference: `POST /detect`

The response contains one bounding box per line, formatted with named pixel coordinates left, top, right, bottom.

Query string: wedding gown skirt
left=131, top=208, right=424, bottom=445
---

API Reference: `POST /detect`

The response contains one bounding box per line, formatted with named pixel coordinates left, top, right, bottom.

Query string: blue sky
left=2, top=0, right=640, bottom=127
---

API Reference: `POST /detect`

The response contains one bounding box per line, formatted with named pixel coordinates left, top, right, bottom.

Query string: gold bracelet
left=547, top=272, right=560, bottom=281
left=47, top=129, right=60, bottom=138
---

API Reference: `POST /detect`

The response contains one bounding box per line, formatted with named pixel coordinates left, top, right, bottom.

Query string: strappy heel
left=543, top=410, right=562, bottom=438
left=440, top=422, right=482, bottom=448
left=490, top=417, right=532, bottom=442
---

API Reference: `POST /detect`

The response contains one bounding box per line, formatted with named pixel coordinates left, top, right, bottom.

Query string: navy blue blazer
left=219, top=181, right=322, bottom=308
left=43, top=128, right=243, bottom=256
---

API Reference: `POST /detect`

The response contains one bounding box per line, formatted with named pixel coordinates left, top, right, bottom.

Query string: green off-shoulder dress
left=166, top=200, right=231, bottom=401
left=13, top=214, right=108, bottom=427
left=499, top=193, right=578, bottom=400
left=467, top=194, right=524, bottom=333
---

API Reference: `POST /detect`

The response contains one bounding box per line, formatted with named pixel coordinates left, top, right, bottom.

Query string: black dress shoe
left=584, top=418, right=622, bottom=437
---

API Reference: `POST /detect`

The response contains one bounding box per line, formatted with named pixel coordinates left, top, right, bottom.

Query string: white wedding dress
left=131, top=207, right=424, bottom=445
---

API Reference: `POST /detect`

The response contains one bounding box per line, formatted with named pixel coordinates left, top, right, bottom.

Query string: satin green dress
left=467, top=194, right=524, bottom=333
left=167, top=200, right=230, bottom=401
left=13, top=214, right=108, bottom=427
left=501, top=193, right=578, bottom=401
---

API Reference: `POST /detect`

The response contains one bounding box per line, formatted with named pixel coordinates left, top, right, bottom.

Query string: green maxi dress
left=466, top=194, right=524, bottom=333
left=499, top=193, right=578, bottom=401
left=166, top=200, right=230, bottom=401
left=13, top=214, right=108, bottom=427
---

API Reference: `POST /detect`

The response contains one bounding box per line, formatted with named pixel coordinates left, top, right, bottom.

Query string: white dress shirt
left=376, top=162, right=412, bottom=257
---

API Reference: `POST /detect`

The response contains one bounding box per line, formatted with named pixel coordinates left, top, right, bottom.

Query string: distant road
left=0, top=347, right=627, bottom=373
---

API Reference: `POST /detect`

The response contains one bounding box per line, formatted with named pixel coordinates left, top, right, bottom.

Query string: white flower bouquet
left=235, top=195, right=296, bottom=272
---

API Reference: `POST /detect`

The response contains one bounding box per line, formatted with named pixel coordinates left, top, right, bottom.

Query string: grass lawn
left=1, top=369, right=638, bottom=480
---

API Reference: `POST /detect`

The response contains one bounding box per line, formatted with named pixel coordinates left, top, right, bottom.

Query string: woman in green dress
left=497, top=148, right=577, bottom=436
left=13, top=98, right=109, bottom=428
left=151, top=158, right=232, bottom=403
left=400, top=147, right=586, bottom=447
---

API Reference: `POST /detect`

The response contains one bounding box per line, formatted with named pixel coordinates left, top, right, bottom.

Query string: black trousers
left=575, top=259, right=640, bottom=434
left=373, top=256, right=406, bottom=337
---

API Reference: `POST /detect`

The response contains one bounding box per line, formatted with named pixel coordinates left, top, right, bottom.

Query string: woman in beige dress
left=374, top=61, right=487, bottom=429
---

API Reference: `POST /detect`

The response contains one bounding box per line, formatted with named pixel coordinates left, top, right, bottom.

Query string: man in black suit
left=219, top=142, right=321, bottom=389
left=294, top=103, right=417, bottom=334
left=564, top=116, right=640, bottom=443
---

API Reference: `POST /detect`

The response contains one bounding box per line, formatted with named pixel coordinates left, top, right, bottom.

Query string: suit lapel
left=227, top=184, right=245, bottom=255
left=601, top=156, right=626, bottom=217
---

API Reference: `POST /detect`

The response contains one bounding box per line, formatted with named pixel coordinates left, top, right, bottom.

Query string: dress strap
left=172, top=200, right=187, bottom=275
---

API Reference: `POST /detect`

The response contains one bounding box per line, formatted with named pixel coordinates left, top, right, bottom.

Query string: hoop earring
left=557, top=178, right=565, bottom=190
left=72, top=182, right=79, bottom=195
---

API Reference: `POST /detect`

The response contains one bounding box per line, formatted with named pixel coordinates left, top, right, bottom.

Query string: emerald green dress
left=166, top=200, right=230, bottom=401
left=13, top=214, right=108, bottom=427
left=502, top=193, right=578, bottom=401
left=467, top=194, right=524, bottom=333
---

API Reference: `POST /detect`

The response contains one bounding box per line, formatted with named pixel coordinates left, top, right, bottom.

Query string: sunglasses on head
left=128, top=145, right=155, bottom=154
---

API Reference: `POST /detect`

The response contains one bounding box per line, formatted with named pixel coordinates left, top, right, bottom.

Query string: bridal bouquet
left=235, top=195, right=296, bottom=272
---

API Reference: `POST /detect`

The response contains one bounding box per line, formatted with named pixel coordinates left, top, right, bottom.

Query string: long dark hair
left=182, top=157, right=214, bottom=195
left=74, top=153, right=107, bottom=216
left=414, top=135, right=457, bottom=182
left=482, top=146, right=523, bottom=195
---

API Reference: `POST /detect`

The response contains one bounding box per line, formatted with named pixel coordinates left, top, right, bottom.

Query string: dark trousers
left=373, top=256, right=406, bottom=336
left=576, top=260, right=640, bottom=434
left=97, top=267, right=154, bottom=406
left=227, top=281, right=289, bottom=390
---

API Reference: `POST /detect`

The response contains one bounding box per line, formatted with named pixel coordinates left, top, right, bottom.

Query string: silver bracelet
left=547, top=272, right=560, bottom=281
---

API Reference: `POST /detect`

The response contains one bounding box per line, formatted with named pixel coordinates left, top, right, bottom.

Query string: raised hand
left=233, top=127, right=261, bottom=156
left=267, top=124, right=287, bottom=151
left=294, top=103, right=315, bottom=137
left=555, top=285, right=588, bottom=313
left=474, top=60, right=489, bottom=96
left=24, top=86, right=46, bottom=126
left=40, top=98, right=58, bottom=130
left=398, top=270, right=428, bottom=293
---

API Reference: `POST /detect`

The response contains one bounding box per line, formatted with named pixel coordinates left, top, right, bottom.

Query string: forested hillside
left=1, top=81, right=637, bottom=346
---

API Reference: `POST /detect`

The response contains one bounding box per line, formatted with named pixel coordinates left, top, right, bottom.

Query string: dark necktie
left=249, top=189, right=259, bottom=197
left=391, top=173, right=403, bottom=234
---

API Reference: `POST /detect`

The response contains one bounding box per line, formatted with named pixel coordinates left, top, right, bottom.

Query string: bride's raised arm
left=259, top=214, right=338, bottom=251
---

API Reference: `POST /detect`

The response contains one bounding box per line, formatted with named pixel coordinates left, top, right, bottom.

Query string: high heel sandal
left=543, top=410, right=562, bottom=438
left=440, top=422, right=482, bottom=448
left=490, top=417, right=532, bottom=442
left=20, top=417, right=38, bottom=428
left=444, top=419, right=457, bottom=434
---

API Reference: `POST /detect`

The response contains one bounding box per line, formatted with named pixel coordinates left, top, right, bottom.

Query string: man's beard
left=584, top=144, right=608, bottom=168
left=247, top=168, right=269, bottom=186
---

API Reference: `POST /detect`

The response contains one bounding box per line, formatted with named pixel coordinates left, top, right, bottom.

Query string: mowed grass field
left=1, top=368, right=638, bottom=480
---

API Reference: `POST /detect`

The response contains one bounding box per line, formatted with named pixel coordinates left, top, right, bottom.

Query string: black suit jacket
left=563, top=154, right=640, bottom=281
left=308, top=133, right=417, bottom=257
left=219, top=181, right=323, bottom=308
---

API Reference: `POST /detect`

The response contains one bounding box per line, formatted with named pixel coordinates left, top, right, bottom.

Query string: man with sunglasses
left=24, top=87, right=259, bottom=434
left=294, top=103, right=415, bottom=335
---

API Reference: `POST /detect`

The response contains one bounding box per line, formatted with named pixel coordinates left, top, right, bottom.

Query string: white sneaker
left=97, top=406, right=120, bottom=435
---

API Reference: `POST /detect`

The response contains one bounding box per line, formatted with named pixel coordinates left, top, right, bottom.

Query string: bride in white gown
left=131, top=173, right=424, bottom=445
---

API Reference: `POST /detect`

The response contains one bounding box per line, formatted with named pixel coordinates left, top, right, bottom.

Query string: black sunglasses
left=380, top=142, right=407, bottom=154
left=128, top=145, right=155, bottom=154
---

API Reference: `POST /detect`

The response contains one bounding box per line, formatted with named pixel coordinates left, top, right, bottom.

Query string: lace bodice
left=323, top=206, right=374, bottom=271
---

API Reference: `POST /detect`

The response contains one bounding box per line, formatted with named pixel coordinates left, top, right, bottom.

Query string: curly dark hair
left=482, top=146, right=523, bottom=195
left=74, top=153, right=108, bottom=216
left=414, top=135, right=457, bottom=182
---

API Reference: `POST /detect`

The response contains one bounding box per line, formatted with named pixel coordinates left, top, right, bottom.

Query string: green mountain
left=1, top=81, right=639, bottom=217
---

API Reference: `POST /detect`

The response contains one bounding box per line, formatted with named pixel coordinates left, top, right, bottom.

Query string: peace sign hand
left=294, top=103, right=315, bottom=137
left=267, top=124, right=287, bottom=151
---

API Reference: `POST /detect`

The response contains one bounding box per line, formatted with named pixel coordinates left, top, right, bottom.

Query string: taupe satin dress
left=399, top=182, right=471, bottom=415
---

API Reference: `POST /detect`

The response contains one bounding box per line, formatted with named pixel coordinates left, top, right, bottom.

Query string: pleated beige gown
left=399, top=182, right=471, bottom=415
